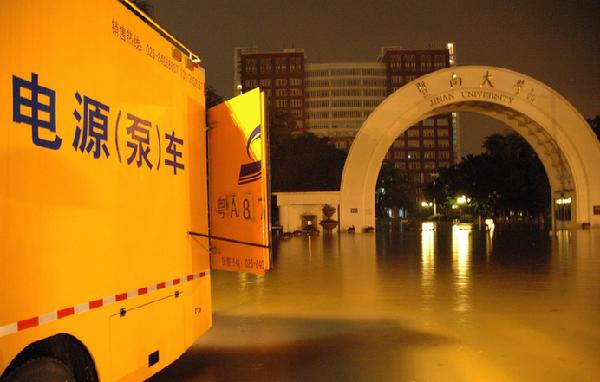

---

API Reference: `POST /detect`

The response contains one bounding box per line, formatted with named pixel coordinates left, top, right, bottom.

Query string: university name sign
left=412, top=69, right=538, bottom=110
left=428, top=90, right=515, bottom=108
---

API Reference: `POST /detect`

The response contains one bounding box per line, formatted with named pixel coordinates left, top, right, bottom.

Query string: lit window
left=407, top=151, right=420, bottom=160
left=407, top=129, right=420, bottom=138
left=423, top=129, right=434, bottom=137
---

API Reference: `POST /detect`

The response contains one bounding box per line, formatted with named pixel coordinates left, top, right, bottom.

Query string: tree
left=587, top=116, right=600, bottom=141
left=424, top=133, right=550, bottom=219
left=268, top=108, right=347, bottom=192
left=375, top=161, right=412, bottom=217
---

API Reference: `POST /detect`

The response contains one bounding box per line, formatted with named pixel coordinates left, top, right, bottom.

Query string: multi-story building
left=234, top=44, right=459, bottom=204
left=377, top=45, right=456, bottom=195
left=304, top=62, right=387, bottom=151
left=234, top=47, right=307, bottom=129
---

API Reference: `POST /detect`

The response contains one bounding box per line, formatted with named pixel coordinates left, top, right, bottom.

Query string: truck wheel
left=3, top=357, right=76, bottom=382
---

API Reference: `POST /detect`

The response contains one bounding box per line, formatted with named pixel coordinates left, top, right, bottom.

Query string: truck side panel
left=0, top=1, right=209, bottom=380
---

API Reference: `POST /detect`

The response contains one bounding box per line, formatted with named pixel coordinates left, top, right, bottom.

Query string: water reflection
left=452, top=224, right=472, bottom=313
left=420, top=223, right=435, bottom=310
left=151, top=225, right=600, bottom=382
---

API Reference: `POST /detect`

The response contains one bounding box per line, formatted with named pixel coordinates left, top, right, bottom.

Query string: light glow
left=421, top=222, right=435, bottom=231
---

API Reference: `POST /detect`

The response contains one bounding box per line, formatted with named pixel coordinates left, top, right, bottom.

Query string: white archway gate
left=340, top=66, right=600, bottom=230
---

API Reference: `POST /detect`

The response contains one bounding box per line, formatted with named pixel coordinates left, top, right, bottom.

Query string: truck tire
left=3, top=357, right=76, bottom=382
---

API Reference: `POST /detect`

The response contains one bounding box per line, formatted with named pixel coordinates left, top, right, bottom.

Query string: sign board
left=207, top=89, right=270, bottom=275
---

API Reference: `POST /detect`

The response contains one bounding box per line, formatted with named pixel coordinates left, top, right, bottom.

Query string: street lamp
left=420, top=200, right=436, bottom=216
left=455, top=194, right=470, bottom=221
left=457, top=194, right=470, bottom=205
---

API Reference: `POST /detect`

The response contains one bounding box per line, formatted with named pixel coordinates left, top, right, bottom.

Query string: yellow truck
left=0, top=1, right=269, bottom=380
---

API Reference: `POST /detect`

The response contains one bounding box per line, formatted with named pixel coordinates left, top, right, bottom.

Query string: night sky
left=151, top=0, right=600, bottom=154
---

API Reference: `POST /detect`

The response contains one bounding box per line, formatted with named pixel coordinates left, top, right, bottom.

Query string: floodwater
left=151, top=222, right=600, bottom=381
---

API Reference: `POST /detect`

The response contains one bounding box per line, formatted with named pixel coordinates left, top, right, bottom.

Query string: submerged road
left=150, top=223, right=600, bottom=381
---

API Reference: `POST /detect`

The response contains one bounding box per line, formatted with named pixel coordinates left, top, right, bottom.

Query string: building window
left=244, top=79, right=258, bottom=88
left=306, top=69, right=329, bottom=77
left=245, top=58, right=257, bottom=74
left=406, top=75, right=417, bottom=82
left=290, top=88, right=302, bottom=96
left=290, top=77, right=302, bottom=86
left=331, top=99, right=361, bottom=108
left=437, top=128, right=449, bottom=137
left=290, top=99, right=302, bottom=108
left=438, top=151, right=450, bottom=159
left=437, top=118, right=449, bottom=126
left=423, top=139, right=435, bottom=148
left=306, top=100, right=329, bottom=108
left=335, top=141, right=348, bottom=150
left=289, top=56, right=303, bottom=73
left=407, top=151, right=420, bottom=160
left=438, top=139, right=450, bottom=147
left=424, top=151, right=435, bottom=159
left=393, top=140, right=405, bottom=148
left=407, top=140, right=420, bottom=148
left=423, top=129, right=435, bottom=138
left=404, top=55, right=416, bottom=72
left=363, top=100, right=381, bottom=108
left=438, top=161, right=450, bottom=168
left=420, top=55, right=432, bottom=72
left=390, top=75, right=404, bottom=85
left=307, top=111, right=329, bottom=120
left=275, top=78, right=288, bottom=87
left=259, top=58, right=272, bottom=74
left=275, top=99, right=288, bottom=108
left=259, top=79, right=271, bottom=87
left=434, top=54, right=447, bottom=70
left=290, top=108, right=303, bottom=117
left=363, top=88, right=386, bottom=97
left=423, top=161, right=435, bottom=170
left=275, top=88, right=288, bottom=97
left=393, top=151, right=405, bottom=159
left=408, top=162, right=421, bottom=170
left=407, top=128, right=420, bottom=138
left=307, top=90, right=329, bottom=97
left=389, top=54, right=402, bottom=70
left=363, top=79, right=386, bottom=87
left=275, top=57, right=285, bottom=73
left=394, top=162, right=406, bottom=170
